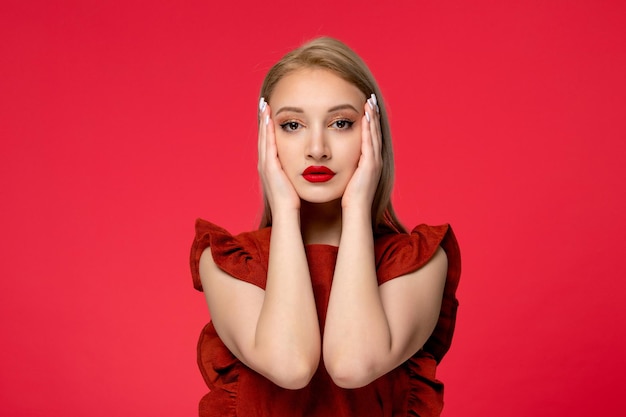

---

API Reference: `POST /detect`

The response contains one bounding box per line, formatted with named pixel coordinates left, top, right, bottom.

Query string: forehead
left=270, top=68, right=366, bottom=107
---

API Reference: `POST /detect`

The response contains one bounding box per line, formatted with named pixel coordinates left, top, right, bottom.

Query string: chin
left=299, top=196, right=343, bottom=206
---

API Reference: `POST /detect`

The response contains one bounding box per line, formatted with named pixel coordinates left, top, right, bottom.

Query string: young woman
left=190, top=37, right=461, bottom=417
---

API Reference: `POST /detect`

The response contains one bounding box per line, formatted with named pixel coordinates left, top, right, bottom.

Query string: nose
left=306, top=127, right=330, bottom=160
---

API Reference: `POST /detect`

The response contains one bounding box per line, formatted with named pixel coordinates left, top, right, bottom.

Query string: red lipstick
left=302, top=166, right=336, bottom=183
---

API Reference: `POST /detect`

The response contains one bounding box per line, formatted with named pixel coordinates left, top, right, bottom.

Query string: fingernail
left=259, top=97, right=266, bottom=112
left=368, top=98, right=375, bottom=110
left=371, top=94, right=379, bottom=113
left=265, top=115, right=269, bottom=125
left=365, top=111, right=370, bottom=123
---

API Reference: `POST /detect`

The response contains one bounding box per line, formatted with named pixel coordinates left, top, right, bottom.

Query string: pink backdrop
left=2, top=1, right=625, bottom=415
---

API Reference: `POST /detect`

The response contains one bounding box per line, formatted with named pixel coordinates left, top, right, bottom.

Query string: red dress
left=190, top=219, right=461, bottom=417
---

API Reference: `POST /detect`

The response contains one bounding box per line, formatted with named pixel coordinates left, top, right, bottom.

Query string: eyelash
left=331, top=119, right=354, bottom=130
left=279, top=121, right=302, bottom=132
left=278, top=119, right=355, bottom=132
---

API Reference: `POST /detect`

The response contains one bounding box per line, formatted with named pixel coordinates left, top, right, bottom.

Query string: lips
left=302, top=166, right=336, bottom=183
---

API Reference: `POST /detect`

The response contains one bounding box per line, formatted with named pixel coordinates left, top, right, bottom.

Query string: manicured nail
left=259, top=97, right=266, bottom=112
left=371, top=93, right=379, bottom=113
left=265, top=115, right=269, bottom=125
left=368, top=98, right=375, bottom=110
left=365, top=111, right=370, bottom=123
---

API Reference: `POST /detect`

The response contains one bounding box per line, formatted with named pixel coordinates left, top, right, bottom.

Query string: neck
left=300, top=199, right=343, bottom=246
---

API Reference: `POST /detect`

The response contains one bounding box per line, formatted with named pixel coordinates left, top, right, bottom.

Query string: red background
left=2, top=1, right=625, bottom=415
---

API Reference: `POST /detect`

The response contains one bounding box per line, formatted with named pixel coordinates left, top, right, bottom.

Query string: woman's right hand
left=257, top=97, right=301, bottom=213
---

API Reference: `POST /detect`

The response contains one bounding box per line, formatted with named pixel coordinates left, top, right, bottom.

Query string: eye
left=279, top=121, right=302, bottom=132
left=330, top=119, right=354, bottom=130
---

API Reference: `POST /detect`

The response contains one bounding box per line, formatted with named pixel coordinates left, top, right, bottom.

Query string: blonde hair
left=258, top=37, right=405, bottom=234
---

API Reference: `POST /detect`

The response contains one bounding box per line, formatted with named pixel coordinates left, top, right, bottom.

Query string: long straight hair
left=258, top=37, right=406, bottom=234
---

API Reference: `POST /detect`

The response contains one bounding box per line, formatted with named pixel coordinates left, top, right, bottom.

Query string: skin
left=267, top=68, right=366, bottom=245
left=199, top=68, right=448, bottom=389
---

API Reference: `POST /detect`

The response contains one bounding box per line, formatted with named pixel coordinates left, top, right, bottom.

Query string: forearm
left=323, top=206, right=391, bottom=386
left=255, top=208, right=321, bottom=387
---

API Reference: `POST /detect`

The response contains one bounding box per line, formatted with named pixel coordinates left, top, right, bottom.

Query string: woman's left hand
left=341, top=94, right=383, bottom=211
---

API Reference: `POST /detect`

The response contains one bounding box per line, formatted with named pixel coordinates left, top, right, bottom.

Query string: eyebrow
left=275, top=104, right=360, bottom=115
left=275, top=106, right=304, bottom=115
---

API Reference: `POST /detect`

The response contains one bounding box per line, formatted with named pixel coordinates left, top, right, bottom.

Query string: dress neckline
left=304, top=243, right=339, bottom=250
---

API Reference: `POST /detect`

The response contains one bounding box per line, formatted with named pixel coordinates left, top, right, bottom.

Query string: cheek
left=274, top=135, right=288, bottom=158
left=274, top=139, right=297, bottom=170
left=346, top=138, right=362, bottom=168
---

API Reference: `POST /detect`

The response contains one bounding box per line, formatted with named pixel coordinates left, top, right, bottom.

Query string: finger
left=258, top=97, right=268, bottom=167
left=367, top=94, right=382, bottom=163
left=264, top=104, right=276, bottom=166
left=361, top=109, right=372, bottom=161
left=258, top=97, right=264, bottom=162
left=362, top=98, right=377, bottom=161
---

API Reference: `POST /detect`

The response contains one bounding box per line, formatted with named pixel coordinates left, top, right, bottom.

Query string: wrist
left=341, top=205, right=372, bottom=226
left=270, top=206, right=302, bottom=226
left=341, top=191, right=376, bottom=213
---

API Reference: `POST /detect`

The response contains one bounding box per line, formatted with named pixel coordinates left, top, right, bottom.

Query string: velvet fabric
left=190, top=219, right=461, bottom=417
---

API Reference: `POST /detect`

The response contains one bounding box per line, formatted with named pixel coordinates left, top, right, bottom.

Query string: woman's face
left=269, top=68, right=366, bottom=204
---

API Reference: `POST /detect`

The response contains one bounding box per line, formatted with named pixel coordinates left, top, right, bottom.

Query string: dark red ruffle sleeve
left=190, top=219, right=461, bottom=417
left=375, top=224, right=461, bottom=363
left=190, top=219, right=271, bottom=291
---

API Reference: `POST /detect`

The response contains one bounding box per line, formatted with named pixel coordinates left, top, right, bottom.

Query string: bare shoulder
left=381, top=245, right=447, bottom=290
left=426, top=246, right=448, bottom=275
left=198, top=246, right=219, bottom=278
left=378, top=246, right=448, bottom=360
left=198, top=246, right=265, bottom=364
